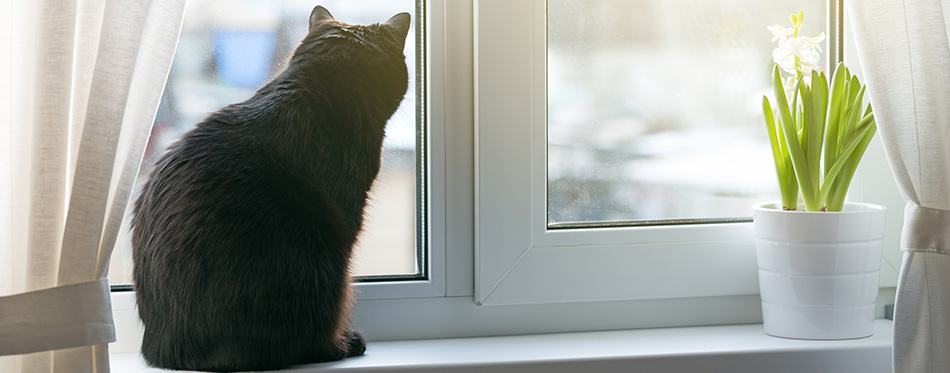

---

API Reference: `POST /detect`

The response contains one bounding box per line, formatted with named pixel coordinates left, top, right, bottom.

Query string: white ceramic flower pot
left=751, top=202, right=886, bottom=340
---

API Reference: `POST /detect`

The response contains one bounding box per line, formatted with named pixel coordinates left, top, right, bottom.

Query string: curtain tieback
left=0, top=278, right=115, bottom=356
left=902, top=204, right=950, bottom=255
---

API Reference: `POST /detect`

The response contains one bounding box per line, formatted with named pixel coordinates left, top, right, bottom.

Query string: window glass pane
left=110, top=0, right=421, bottom=285
left=547, top=0, right=828, bottom=226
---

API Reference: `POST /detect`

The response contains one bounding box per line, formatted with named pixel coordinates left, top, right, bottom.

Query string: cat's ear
left=382, top=12, right=411, bottom=48
left=309, top=6, right=335, bottom=30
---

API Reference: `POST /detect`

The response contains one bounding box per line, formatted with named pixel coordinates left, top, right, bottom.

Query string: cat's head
left=291, top=6, right=411, bottom=105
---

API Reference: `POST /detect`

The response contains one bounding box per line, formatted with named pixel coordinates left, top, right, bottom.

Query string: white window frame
left=351, top=0, right=452, bottom=301
left=472, top=0, right=901, bottom=306
left=111, top=0, right=905, bottom=350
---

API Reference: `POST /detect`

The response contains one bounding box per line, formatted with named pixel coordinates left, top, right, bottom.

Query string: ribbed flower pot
left=751, top=202, right=886, bottom=340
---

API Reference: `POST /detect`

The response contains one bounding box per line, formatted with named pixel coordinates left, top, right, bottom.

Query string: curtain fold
left=0, top=280, right=113, bottom=355
left=0, top=0, right=185, bottom=372
left=846, top=0, right=950, bottom=372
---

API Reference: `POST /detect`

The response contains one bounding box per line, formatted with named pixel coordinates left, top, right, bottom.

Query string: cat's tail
left=343, top=330, right=366, bottom=358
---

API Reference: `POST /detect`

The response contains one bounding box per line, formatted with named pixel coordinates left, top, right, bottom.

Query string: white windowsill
left=110, top=319, right=893, bottom=373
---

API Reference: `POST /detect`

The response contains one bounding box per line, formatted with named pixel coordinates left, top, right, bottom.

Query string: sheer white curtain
left=846, top=0, right=950, bottom=372
left=0, top=0, right=184, bottom=372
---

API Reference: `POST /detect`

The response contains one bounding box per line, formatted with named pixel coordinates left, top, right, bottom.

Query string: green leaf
left=836, top=68, right=854, bottom=155
left=763, top=96, right=797, bottom=210
left=817, top=118, right=876, bottom=206
left=806, top=69, right=825, bottom=200
left=843, top=84, right=866, bottom=146
left=773, top=66, right=820, bottom=210
left=824, top=62, right=847, bottom=176
left=826, top=118, right=877, bottom=211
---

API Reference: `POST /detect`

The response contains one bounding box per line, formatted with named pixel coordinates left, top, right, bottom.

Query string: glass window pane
left=547, top=0, right=828, bottom=226
left=110, top=0, right=422, bottom=285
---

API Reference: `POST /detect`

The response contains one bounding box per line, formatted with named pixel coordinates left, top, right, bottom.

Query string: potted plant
left=753, top=11, right=886, bottom=340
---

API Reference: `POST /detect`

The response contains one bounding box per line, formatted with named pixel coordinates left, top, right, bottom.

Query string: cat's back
left=132, top=100, right=335, bottom=259
left=135, top=108, right=274, bottom=228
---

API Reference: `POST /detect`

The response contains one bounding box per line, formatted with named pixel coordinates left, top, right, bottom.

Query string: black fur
left=131, top=6, right=410, bottom=371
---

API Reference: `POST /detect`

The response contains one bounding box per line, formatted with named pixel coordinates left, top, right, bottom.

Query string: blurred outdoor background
left=547, top=0, right=827, bottom=225
left=110, top=0, right=419, bottom=285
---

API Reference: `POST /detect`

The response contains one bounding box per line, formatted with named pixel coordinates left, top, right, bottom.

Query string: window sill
left=109, top=319, right=893, bottom=372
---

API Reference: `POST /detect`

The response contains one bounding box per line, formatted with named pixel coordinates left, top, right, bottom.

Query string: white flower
left=771, top=33, right=826, bottom=77
left=768, top=11, right=826, bottom=104
left=767, top=25, right=794, bottom=42
left=771, top=42, right=797, bottom=76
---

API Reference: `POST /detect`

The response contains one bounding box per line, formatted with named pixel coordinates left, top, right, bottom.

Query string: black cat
left=131, top=6, right=410, bottom=371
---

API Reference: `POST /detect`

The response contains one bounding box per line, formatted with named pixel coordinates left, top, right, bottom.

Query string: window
left=111, top=0, right=903, bottom=347
left=108, top=0, right=426, bottom=286
left=547, top=0, right=828, bottom=226
left=471, top=0, right=896, bottom=307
